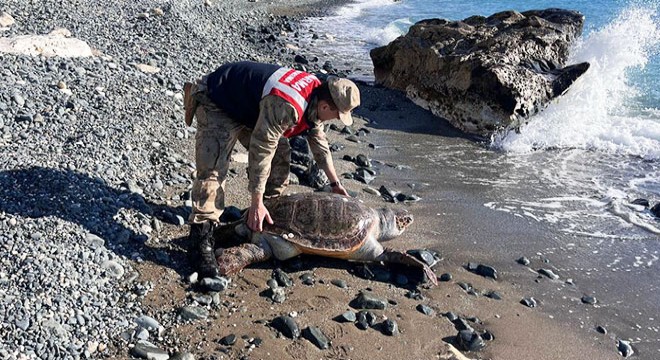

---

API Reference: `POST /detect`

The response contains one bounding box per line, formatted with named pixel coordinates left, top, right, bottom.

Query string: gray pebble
left=439, top=273, right=452, bottom=282
left=581, top=295, right=597, bottom=305
left=351, top=292, right=387, bottom=310
left=201, top=276, right=230, bottom=291
left=456, top=330, right=486, bottom=352
left=178, top=306, right=209, bottom=322
left=538, top=268, right=559, bottom=280
left=300, top=273, right=315, bottom=286
left=272, top=268, right=293, bottom=287
left=617, top=340, right=634, bottom=357
left=131, top=340, right=169, bottom=360
left=271, top=287, right=286, bottom=303
left=303, top=326, right=330, bottom=349
left=331, top=279, right=347, bottom=288
left=516, top=257, right=530, bottom=266
left=416, top=304, right=434, bottom=316
left=521, top=297, right=538, bottom=308
left=338, top=311, right=356, bottom=323
left=220, top=334, right=237, bottom=346
left=382, top=319, right=398, bottom=336
left=272, top=316, right=300, bottom=339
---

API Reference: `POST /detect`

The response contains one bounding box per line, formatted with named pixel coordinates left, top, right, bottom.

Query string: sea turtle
left=214, top=192, right=437, bottom=285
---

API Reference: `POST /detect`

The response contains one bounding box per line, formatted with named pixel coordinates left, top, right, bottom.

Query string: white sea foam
left=493, top=5, right=660, bottom=159
left=334, top=0, right=398, bottom=18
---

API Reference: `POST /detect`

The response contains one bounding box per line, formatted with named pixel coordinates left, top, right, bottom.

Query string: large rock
left=0, top=28, right=94, bottom=57
left=370, top=9, right=590, bottom=136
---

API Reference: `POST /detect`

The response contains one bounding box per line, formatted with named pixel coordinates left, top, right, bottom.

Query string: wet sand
left=127, top=83, right=624, bottom=360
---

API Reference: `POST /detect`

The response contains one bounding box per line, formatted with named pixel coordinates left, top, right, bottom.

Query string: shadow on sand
left=0, top=166, right=194, bottom=275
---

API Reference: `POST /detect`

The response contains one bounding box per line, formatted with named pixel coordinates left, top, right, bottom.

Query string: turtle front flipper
left=376, top=248, right=438, bottom=286
left=216, top=243, right=272, bottom=275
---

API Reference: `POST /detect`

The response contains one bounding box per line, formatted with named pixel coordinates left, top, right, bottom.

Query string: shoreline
left=0, top=0, right=654, bottom=359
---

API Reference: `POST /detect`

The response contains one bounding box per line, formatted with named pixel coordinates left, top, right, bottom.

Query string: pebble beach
left=0, top=0, right=655, bottom=359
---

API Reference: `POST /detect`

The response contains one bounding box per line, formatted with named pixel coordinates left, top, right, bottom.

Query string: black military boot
left=189, top=222, right=220, bottom=278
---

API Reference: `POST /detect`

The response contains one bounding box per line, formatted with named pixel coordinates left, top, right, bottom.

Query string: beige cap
left=327, top=76, right=360, bottom=126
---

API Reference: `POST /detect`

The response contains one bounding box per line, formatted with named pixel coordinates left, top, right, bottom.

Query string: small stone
left=346, top=135, right=359, bottom=143
left=596, top=325, right=607, bottom=334
left=135, top=315, right=160, bottom=331
left=439, top=273, right=452, bottom=282
left=136, top=328, right=149, bottom=340
left=617, top=340, right=634, bottom=357
left=152, top=7, right=164, bottom=16
left=538, top=268, right=559, bottom=280
left=271, top=287, right=286, bottom=303
left=170, top=352, right=195, bottom=360
left=135, top=63, right=160, bottom=74
left=337, top=311, right=356, bottom=323
left=188, top=272, right=199, bottom=284
left=354, top=168, right=375, bottom=184
left=416, top=304, right=434, bottom=316
left=475, top=264, right=497, bottom=280
left=631, top=198, right=649, bottom=207
left=266, top=278, right=279, bottom=289
left=452, top=318, right=474, bottom=332
left=444, top=312, right=459, bottom=322
left=131, top=340, right=169, bottom=360
left=382, top=319, right=398, bottom=336
left=351, top=292, right=387, bottom=310
left=650, top=202, right=660, bottom=218
left=101, top=260, right=124, bottom=279
left=485, top=291, right=502, bottom=300
left=516, top=257, right=530, bottom=266
left=302, top=326, right=330, bottom=349
left=300, top=273, right=314, bottom=286
left=272, top=316, right=300, bottom=339
left=407, top=249, right=441, bottom=267
left=581, top=295, right=597, bottom=305
left=85, top=233, right=105, bottom=249
left=220, top=334, right=237, bottom=346
left=356, top=311, right=376, bottom=330
left=340, top=126, right=354, bottom=135
left=363, top=187, right=380, bottom=195
left=481, top=331, right=495, bottom=341
left=178, top=306, right=209, bottom=322
left=193, top=294, right=213, bottom=306
left=15, top=318, right=29, bottom=331
left=456, top=330, right=486, bottom=352
left=201, top=277, right=231, bottom=291
left=355, top=154, right=371, bottom=168
left=12, top=93, right=25, bottom=107
left=521, top=297, right=538, bottom=308
left=272, top=268, right=293, bottom=287
left=0, top=12, right=16, bottom=28
left=57, top=81, right=67, bottom=90
left=331, top=279, right=347, bottom=288
left=405, top=290, right=424, bottom=300
left=457, top=282, right=472, bottom=292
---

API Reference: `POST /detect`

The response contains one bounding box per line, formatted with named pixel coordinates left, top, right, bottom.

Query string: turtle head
left=378, top=208, right=414, bottom=240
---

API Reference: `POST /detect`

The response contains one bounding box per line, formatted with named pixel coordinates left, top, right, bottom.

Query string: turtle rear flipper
left=376, top=249, right=438, bottom=286
left=217, top=243, right=272, bottom=275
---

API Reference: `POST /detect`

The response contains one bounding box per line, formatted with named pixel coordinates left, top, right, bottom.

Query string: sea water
left=302, top=0, right=660, bottom=239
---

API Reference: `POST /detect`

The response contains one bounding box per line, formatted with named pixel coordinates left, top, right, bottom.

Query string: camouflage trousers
left=188, top=78, right=291, bottom=224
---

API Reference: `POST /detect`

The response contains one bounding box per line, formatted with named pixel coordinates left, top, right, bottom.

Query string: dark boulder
left=370, top=9, right=589, bottom=136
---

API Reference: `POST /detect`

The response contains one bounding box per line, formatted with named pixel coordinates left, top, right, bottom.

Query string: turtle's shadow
left=0, top=166, right=194, bottom=276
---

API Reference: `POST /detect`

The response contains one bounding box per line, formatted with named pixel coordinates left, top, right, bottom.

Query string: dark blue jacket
left=206, top=61, right=280, bottom=128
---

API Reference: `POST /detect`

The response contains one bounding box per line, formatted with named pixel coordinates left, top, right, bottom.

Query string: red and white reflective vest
left=262, top=67, right=321, bottom=138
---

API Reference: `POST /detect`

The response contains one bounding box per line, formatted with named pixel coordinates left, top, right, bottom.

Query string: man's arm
left=247, top=96, right=298, bottom=231
left=307, top=125, right=349, bottom=196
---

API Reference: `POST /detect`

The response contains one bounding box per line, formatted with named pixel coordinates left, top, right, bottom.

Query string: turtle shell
left=263, top=192, right=379, bottom=255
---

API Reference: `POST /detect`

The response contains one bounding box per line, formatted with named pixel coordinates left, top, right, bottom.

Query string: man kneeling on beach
left=183, top=61, right=361, bottom=277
